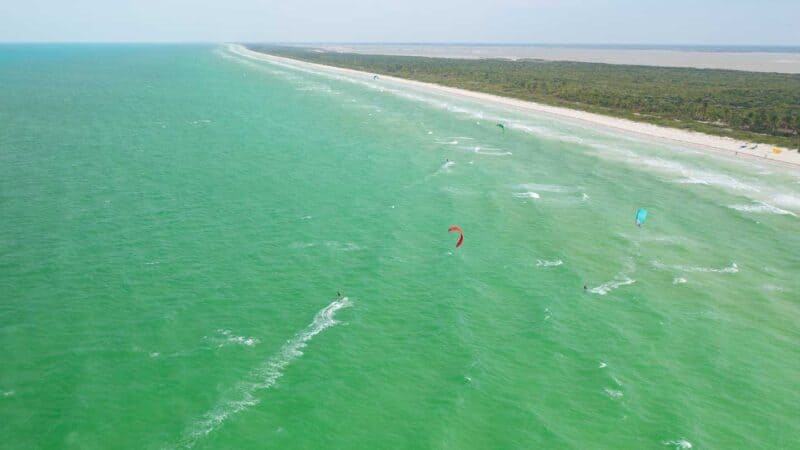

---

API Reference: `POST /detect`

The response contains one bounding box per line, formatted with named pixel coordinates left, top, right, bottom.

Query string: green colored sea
left=1, top=44, right=798, bottom=449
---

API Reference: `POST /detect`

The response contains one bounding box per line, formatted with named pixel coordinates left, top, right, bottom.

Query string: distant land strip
left=246, top=45, right=800, bottom=150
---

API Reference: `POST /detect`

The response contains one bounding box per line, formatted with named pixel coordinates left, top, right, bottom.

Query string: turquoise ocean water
left=1, top=44, right=798, bottom=449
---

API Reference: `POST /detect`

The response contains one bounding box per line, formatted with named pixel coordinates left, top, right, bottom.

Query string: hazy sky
left=1, top=0, right=798, bottom=44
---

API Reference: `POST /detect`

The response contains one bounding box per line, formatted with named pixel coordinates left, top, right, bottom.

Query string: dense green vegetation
left=248, top=45, right=800, bottom=149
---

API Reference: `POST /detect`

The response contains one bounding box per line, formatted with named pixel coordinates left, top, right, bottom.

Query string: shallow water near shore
left=1, top=45, right=798, bottom=449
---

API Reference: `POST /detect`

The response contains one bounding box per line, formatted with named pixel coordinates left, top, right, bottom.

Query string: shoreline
left=229, top=44, right=800, bottom=168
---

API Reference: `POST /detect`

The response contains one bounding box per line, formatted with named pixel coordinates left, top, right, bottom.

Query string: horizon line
left=1, top=40, right=799, bottom=48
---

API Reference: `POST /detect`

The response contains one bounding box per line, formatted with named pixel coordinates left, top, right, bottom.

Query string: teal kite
left=635, top=208, right=648, bottom=227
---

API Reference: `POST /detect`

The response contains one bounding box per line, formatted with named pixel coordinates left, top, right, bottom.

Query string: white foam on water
left=149, top=352, right=160, bottom=358
left=2, top=390, right=14, bottom=397
left=472, top=147, right=512, bottom=156
left=673, top=277, right=688, bottom=284
left=590, top=277, right=636, bottom=295
left=440, top=161, right=456, bottom=171
left=325, top=241, right=361, bottom=251
left=584, top=141, right=800, bottom=214
left=675, top=177, right=711, bottom=185
left=604, top=388, right=623, bottom=399
left=181, top=298, right=351, bottom=448
left=728, top=202, right=797, bottom=216
left=653, top=260, right=738, bottom=274
left=536, top=259, right=563, bottom=267
left=582, top=193, right=590, bottom=201
left=618, top=232, right=689, bottom=246
left=518, top=183, right=574, bottom=193
left=598, top=362, right=607, bottom=369
left=663, top=439, right=693, bottom=449
left=514, top=192, right=540, bottom=200
left=289, top=242, right=315, bottom=249
left=772, top=194, right=800, bottom=210
left=214, top=329, right=260, bottom=348
left=655, top=163, right=759, bottom=192
left=763, top=284, right=787, bottom=292
left=508, top=123, right=584, bottom=145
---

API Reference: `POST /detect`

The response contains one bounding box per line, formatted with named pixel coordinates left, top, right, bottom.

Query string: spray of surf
left=179, top=297, right=352, bottom=448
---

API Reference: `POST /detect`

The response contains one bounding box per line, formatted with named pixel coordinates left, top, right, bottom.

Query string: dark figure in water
left=583, top=284, right=588, bottom=291
left=337, top=291, right=343, bottom=299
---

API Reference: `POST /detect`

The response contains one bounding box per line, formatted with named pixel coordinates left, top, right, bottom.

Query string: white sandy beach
left=229, top=44, right=800, bottom=168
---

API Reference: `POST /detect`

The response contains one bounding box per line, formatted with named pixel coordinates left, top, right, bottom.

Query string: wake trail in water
left=590, top=276, right=636, bottom=295
left=178, top=297, right=352, bottom=448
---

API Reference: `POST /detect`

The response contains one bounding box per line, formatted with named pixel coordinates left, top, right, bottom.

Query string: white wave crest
left=514, top=192, right=540, bottom=199
left=471, top=146, right=512, bottom=156
left=653, top=260, right=738, bottom=273
left=728, top=202, right=796, bottom=216
left=604, top=388, right=624, bottom=399
left=663, top=439, right=693, bottom=449
left=536, top=259, right=563, bottom=267
left=590, top=277, right=635, bottom=295
left=181, top=298, right=351, bottom=448
left=518, top=183, right=574, bottom=193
